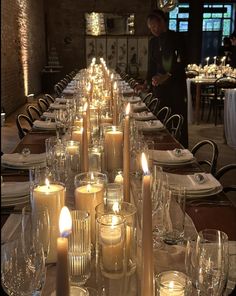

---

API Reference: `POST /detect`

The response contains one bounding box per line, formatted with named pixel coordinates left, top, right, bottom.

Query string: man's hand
left=134, top=83, right=147, bottom=93
left=152, top=73, right=171, bottom=86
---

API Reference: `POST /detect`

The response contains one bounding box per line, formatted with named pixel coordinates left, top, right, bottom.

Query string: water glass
left=162, top=185, right=186, bottom=245
left=88, top=145, right=103, bottom=172
left=68, top=210, right=91, bottom=286
left=65, top=140, right=80, bottom=173
left=45, top=136, right=60, bottom=168
left=1, top=237, right=45, bottom=296
left=195, top=229, right=229, bottom=295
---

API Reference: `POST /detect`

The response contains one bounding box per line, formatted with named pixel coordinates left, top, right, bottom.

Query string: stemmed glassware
left=1, top=235, right=45, bottom=295
left=185, top=229, right=229, bottom=296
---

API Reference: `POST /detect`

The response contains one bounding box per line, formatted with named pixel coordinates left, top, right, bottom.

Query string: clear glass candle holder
left=96, top=201, right=137, bottom=275
left=65, top=140, right=80, bottom=173
left=74, top=172, right=107, bottom=245
left=88, top=145, right=103, bottom=172
left=30, top=167, right=65, bottom=263
left=96, top=214, right=126, bottom=279
left=105, top=183, right=123, bottom=206
left=68, top=210, right=91, bottom=286
left=155, top=271, right=189, bottom=296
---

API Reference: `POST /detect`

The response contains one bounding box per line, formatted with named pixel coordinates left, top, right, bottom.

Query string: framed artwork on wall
left=96, top=37, right=107, bottom=60
left=137, top=37, right=148, bottom=77
left=86, top=37, right=96, bottom=66
left=107, top=38, right=117, bottom=68
left=127, top=37, right=138, bottom=76
left=117, top=37, right=128, bottom=72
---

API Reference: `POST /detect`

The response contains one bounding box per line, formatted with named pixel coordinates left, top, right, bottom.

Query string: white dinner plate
left=1, top=161, right=46, bottom=170
left=153, top=158, right=196, bottom=166
left=185, top=186, right=223, bottom=198
left=1, top=195, right=30, bottom=207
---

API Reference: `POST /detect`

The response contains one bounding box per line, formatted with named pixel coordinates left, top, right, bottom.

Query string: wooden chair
left=38, top=98, right=49, bottom=113
left=215, top=164, right=236, bottom=193
left=165, top=114, right=183, bottom=141
left=156, top=106, right=171, bottom=124
left=191, top=139, right=219, bottom=175
left=16, top=114, right=33, bottom=139
left=44, top=94, right=55, bottom=103
left=142, top=93, right=153, bottom=105
left=208, top=76, right=236, bottom=125
left=147, top=98, right=160, bottom=115
left=54, top=84, right=63, bottom=96
left=26, top=105, right=42, bottom=122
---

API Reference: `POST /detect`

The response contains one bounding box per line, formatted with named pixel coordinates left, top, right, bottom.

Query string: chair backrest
left=45, top=94, right=55, bottom=103
left=191, top=139, right=219, bottom=175
left=54, top=84, right=62, bottom=96
left=26, top=105, right=42, bottom=122
left=214, top=76, right=236, bottom=98
left=38, top=98, right=49, bottom=113
left=143, top=93, right=153, bottom=105
left=16, top=114, right=33, bottom=139
left=156, top=106, right=171, bottom=124
left=215, top=164, right=236, bottom=193
left=165, top=114, right=183, bottom=140
left=147, top=98, right=160, bottom=115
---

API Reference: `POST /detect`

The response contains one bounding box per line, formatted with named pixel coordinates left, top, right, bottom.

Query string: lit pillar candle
left=206, top=57, right=209, bottom=66
left=32, top=179, right=65, bottom=263
left=114, top=171, right=123, bottom=185
left=123, top=103, right=130, bottom=202
left=141, top=153, right=153, bottom=296
left=56, top=206, right=72, bottom=296
left=66, top=141, right=80, bottom=155
left=74, top=118, right=83, bottom=127
left=72, top=127, right=83, bottom=143
left=75, top=183, right=104, bottom=244
left=101, top=113, right=113, bottom=124
left=100, top=214, right=124, bottom=271
left=104, top=126, right=123, bottom=172
left=82, top=103, right=89, bottom=172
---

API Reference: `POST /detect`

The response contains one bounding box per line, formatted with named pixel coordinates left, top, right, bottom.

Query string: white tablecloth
left=224, top=89, right=236, bottom=149
left=186, top=78, right=194, bottom=124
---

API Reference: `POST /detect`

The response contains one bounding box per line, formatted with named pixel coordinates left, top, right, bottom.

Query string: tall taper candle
left=56, top=206, right=72, bottom=296
left=123, top=103, right=130, bottom=202
left=141, top=153, right=153, bottom=296
left=83, top=102, right=89, bottom=172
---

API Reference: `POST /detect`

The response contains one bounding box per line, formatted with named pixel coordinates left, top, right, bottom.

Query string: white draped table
left=224, top=88, right=236, bottom=150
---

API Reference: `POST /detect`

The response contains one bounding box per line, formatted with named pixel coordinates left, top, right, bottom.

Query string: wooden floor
left=1, top=101, right=236, bottom=200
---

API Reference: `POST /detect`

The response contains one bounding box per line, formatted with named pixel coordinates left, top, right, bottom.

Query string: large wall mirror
left=85, top=13, right=135, bottom=36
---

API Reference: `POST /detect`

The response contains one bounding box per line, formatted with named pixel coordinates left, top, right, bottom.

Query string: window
left=168, top=3, right=235, bottom=41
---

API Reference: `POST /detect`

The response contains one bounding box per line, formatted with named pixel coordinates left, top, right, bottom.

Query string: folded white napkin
left=55, top=98, right=67, bottom=103
left=33, top=120, right=56, bottom=130
left=122, top=96, right=141, bottom=104
left=133, top=112, right=156, bottom=121
left=137, top=120, right=164, bottom=131
left=62, top=89, right=75, bottom=94
left=49, top=103, right=67, bottom=110
left=133, top=102, right=147, bottom=112
left=2, top=181, right=30, bottom=198
left=166, top=173, right=221, bottom=191
left=2, top=153, right=46, bottom=167
left=149, top=149, right=194, bottom=163
left=42, top=111, right=56, bottom=119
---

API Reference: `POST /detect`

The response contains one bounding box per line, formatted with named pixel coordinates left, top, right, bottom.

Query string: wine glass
left=193, top=229, right=229, bottom=295
left=1, top=237, right=45, bottom=296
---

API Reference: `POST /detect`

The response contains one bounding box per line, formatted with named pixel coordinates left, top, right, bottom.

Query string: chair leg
left=207, top=101, right=213, bottom=122
left=201, top=98, right=205, bottom=120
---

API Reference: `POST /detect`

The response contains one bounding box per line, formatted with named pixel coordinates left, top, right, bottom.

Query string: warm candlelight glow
left=110, top=73, right=114, bottom=80
left=86, top=184, right=92, bottom=192
left=112, top=125, right=117, bottom=132
left=92, top=57, right=96, bottom=64
left=112, top=202, right=120, bottom=213
left=113, top=81, right=117, bottom=90
left=45, top=178, right=50, bottom=189
left=141, top=153, right=149, bottom=175
left=206, top=57, right=209, bottom=61
left=84, top=102, right=88, bottom=112
left=125, top=103, right=131, bottom=116
left=59, top=206, right=72, bottom=237
left=86, top=83, right=91, bottom=93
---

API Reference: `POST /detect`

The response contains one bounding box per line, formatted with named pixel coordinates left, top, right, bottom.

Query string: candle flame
left=84, top=102, right=88, bottom=112
left=87, top=184, right=92, bottom=192
left=92, top=57, right=96, bottom=64
left=86, top=83, right=91, bottom=92
left=91, top=172, right=94, bottom=181
left=112, top=202, right=120, bottom=213
left=141, top=152, right=149, bottom=175
left=110, top=73, right=114, bottom=80
left=112, top=126, right=116, bottom=132
left=206, top=57, right=209, bottom=61
left=59, top=206, right=72, bottom=237
left=125, top=103, right=130, bottom=116
left=113, top=81, right=117, bottom=90
left=169, top=281, right=175, bottom=289
left=111, top=215, right=119, bottom=226
left=45, top=178, right=50, bottom=189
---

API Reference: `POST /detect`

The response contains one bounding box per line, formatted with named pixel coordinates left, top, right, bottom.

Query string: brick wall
left=44, top=0, right=152, bottom=77
left=1, top=0, right=46, bottom=115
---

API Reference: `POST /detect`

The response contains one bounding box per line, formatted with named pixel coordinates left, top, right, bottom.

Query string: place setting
left=136, top=119, right=165, bottom=131
left=132, top=111, right=157, bottom=121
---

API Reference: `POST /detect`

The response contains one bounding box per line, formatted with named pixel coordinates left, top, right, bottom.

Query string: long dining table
left=1, top=93, right=236, bottom=295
